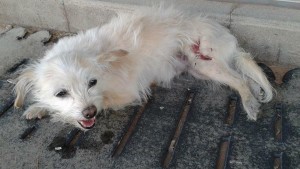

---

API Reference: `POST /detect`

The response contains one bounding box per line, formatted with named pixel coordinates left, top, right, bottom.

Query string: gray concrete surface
left=0, top=27, right=51, bottom=75
left=212, top=0, right=300, bottom=9
left=0, top=26, right=299, bottom=169
left=0, top=0, right=68, bottom=31
left=0, top=0, right=299, bottom=66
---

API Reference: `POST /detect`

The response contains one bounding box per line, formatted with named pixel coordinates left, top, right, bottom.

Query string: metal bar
left=19, top=124, right=38, bottom=139
left=162, top=90, right=196, bottom=169
left=65, top=128, right=83, bottom=147
left=225, top=96, right=238, bottom=126
left=6, top=58, right=29, bottom=73
left=111, top=100, right=150, bottom=158
left=273, top=152, right=283, bottom=169
left=47, top=128, right=84, bottom=159
left=274, top=104, right=283, bottom=142
left=216, top=136, right=232, bottom=169
left=1, top=58, right=30, bottom=117
left=0, top=97, right=15, bottom=117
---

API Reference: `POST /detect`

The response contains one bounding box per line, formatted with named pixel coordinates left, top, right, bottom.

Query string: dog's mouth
left=78, top=117, right=96, bottom=129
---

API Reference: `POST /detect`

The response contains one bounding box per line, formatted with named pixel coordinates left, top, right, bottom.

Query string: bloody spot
left=198, top=54, right=212, bottom=60
left=192, top=42, right=200, bottom=54
left=192, top=41, right=212, bottom=61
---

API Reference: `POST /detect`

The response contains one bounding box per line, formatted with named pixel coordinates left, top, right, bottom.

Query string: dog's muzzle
left=78, top=105, right=97, bottom=129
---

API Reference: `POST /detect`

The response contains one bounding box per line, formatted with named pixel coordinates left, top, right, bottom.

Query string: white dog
left=14, top=7, right=273, bottom=130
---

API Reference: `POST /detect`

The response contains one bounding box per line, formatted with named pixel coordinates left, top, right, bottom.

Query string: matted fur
left=14, top=7, right=273, bottom=130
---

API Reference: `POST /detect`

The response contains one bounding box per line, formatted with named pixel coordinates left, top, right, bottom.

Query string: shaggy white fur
left=14, top=7, right=273, bottom=130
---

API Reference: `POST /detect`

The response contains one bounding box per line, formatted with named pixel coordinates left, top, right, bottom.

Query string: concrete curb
left=0, top=0, right=299, bottom=66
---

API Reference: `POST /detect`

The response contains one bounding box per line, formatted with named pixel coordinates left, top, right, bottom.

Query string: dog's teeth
left=79, top=117, right=96, bottom=128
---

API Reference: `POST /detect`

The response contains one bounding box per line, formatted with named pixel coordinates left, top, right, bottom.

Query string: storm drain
left=107, top=65, right=299, bottom=169
left=0, top=59, right=299, bottom=169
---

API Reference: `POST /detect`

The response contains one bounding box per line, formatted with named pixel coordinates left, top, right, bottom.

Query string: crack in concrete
left=228, top=4, right=239, bottom=30
left=276, top=44, right=281, bottom=63
left=62, top=0, right=71, bottom=32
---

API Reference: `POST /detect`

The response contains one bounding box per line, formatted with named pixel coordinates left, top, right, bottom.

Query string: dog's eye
left=55, top=89, right=68, bottom=98
left=88, top=79, right=97, bottom=88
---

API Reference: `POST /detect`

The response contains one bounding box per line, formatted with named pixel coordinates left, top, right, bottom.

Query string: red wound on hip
left=192, top=41, right=212, bottom=61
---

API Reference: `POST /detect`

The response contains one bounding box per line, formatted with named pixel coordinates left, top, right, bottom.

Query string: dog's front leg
left=22, top=104, right=48, bottom=120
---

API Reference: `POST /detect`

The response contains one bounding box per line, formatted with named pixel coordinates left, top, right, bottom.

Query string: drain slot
left=225, top=95, right=238, bottom=126
left=216, top=136, right=232, bottom=169
left=273, top=152, right=283, bottom=169
left=112, top=100, right=151, bottom=158
left=0, top=96, right=14, bottom=117
left=19, top=124, right=38, bottom=139
left=274, top=104, right=283, bottom=142
left=162, top=90, right=196, bottom=169
left=48, top=128, right=84, bottom=159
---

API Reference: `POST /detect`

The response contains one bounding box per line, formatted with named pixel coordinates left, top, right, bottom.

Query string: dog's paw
left=243, top=96, right=261, bottom=121
left=254, top=87, right=273, bottom=104
left=257, top=88, right=267, bottom=103
left=253, top=87, right=265, bottom=103
left=248, top=80, right=268, bottom=103
left=22, top=107, right=48, bottom=120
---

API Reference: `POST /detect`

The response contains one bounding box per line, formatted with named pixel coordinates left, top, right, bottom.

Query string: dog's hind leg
left=189, top=59, right=260, bottom=120
left=22, top=104, right=48, bottom=119
left=235, top=52, right=273, bottom=103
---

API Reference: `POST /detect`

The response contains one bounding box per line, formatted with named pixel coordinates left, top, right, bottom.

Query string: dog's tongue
left=79, top=118, right=95, bottom=128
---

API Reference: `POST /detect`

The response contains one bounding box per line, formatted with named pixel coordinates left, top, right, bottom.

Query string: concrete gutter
left=0, top=0, right=299, bottom=66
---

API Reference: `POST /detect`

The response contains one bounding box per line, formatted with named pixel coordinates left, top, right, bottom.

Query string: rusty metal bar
left=65, top=128, right=84, bottom=147
left=111, top=100, right=151, bottom=158
left=47, top=128, right=84, bottom=159
left=162, top=90, right=196, bottom=169
left=274, top=104, right=283, bottom=142
left=6, top=58, right=29, bottom=73
left=216, top=136, right=232, bottom=169
left=19, top=124, right=38, bottom=139
left=0, top=96, right=15, bottom=117
left=225, top=96, right=238, bottom=126
left=273, top=152, right=283, bottom=169
left=1, top=59, right=30, bottom=117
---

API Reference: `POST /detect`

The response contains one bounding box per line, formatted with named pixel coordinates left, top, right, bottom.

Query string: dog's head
left=14, top=37, right=128, bottom=130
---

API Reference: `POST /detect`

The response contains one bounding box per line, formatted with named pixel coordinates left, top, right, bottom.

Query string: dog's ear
left=14, top=67, right=35, bottom=108
left=97, top=49, right=128, bottom=63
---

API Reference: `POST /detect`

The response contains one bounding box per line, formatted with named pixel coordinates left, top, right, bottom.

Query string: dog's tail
left=235, top=51, right=273, bottom=103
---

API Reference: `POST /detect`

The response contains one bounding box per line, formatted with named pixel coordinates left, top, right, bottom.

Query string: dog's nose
left=82, top=105, right=97, bottom=119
